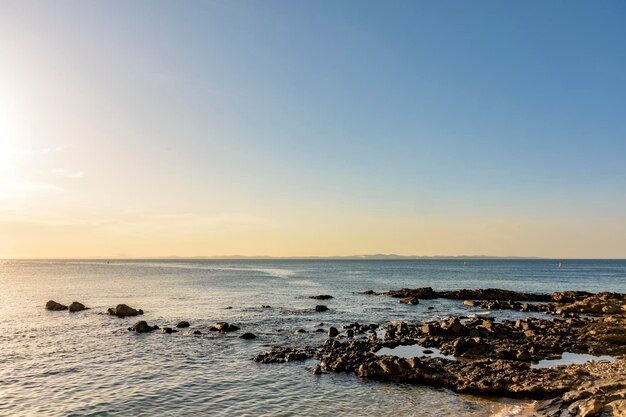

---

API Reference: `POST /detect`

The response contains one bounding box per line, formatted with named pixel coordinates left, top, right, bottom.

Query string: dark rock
left=193, top=330, right=202, bottom=335
left=128, top=321, right=154, bottom=333
left=176, top=321, right=190, bottom=328
left=260, top=305, right=272, bottom=309
left=310, top=295, right=334, bottom=300
left=328, top=327, right=339, bottom=338
left=315, top=305, right=329, bottom=312
left=400, top=297, right=420, bottom=305
left=240, top=332, right=257, bottom=339
left=296, top=328, right=307, bottom=333
left=68, top=301, right=87, bottom=312
left=107, top=304, right=143, bottom=317
left=210, top=322, right=239, bottom=332
left=161, top=327, right=177, bottom=334
left=361, top=290, right=377, bottom=295
left=312, top=365, right=322, bottom=375
left=45, top=300, right=68, bottom=311
left=253, top=346, right=316, bottom=363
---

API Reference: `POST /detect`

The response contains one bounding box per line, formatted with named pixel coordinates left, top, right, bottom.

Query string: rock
left=128, top=321, right=154, bottom=333
left=361, top=290, right=376, bottom=295
left=240, top=332, right=257, bottom=339
left=210, top=322, right=239, bottom=332
left=45, top=300, right=68, bottom=311
left=107, top=304, right=143, bottom=317
left=328, top=327, right=339, bottom=337
left=383, top=287, right=550, bottom=302
left=68, top=301, right=87, bottom=312
left=423, top=349, right=433, bottom=354
left=310, top=295, right=334, bottom=300
left=463, top=300, right=479, bottom=307
left=253, top=346, right=316, bottom=363
left=315, top=305, right=329, bottom=312
left=176, top=321, right=190, bottom=328
left=260, top=305, right=272, bottom=309
left=161, top=327, right=177, bottom=334
left=193, top=330, right=202, bottom=335
left=400, top=297, right=420, bottom=305
left=572, top=397, right=604, bottom=416
left=312, top=365, right=322, bottom=375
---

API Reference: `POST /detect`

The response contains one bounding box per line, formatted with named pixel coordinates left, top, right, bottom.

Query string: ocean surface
left=1, top=259, right=625, bottom=417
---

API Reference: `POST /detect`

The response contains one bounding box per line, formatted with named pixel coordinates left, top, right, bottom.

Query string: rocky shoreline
left=255, top=288, right=626, bottom=417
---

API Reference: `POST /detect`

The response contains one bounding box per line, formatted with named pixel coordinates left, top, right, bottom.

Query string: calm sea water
left=1, top=259, right=625, bottom=417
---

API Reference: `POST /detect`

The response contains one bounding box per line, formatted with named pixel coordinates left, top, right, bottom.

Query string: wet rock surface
left=45, top=300, right=68, bottom=311
left=255, top=287, right=626, bottom=409
left=209, top=322, right=239, bottom=332
left=68, top=301, right=87, bottom=312
left=521, top=360, right=626, bottom=416
left=128, top=321, right=157, bottom=333
left=310, top=295, right=334, bottom=300
left=107, top=304, right=144, bottom=317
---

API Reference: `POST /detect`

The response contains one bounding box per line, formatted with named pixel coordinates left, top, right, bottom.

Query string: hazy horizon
left=1, top=1, right=625, bottom=259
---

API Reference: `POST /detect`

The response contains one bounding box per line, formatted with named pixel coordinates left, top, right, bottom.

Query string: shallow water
left=531, top=352, right=615, bottom=369
left=1, top=259, right=624, bottom=416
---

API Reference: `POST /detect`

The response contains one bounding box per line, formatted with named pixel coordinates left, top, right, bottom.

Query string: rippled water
left=1, top=259, right=624, bottom=416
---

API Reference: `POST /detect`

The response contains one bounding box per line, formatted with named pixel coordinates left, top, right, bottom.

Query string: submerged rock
left=310, top=295, right=334, bottom=300
left=161, top=327, right=178, bottom=334
left=240, top=332, right=257, bottom=339
left=128, top=321, right=155, bottom=333
left=315, top=305, right=329, bottom=312
left=209, top=322, right=239, bottom=332
left=400, top=296, right=420, bottom=305
left=45, top=300, right=68, bottom=311
left=107, top=304, right=143, bottom=317
left=176, top=321, right=190, bottom=328
left=68, top=301, right=87, bottom=312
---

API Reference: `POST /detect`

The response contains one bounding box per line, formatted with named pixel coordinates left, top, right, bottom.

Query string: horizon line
left=3, top=255, right=626, bottom=261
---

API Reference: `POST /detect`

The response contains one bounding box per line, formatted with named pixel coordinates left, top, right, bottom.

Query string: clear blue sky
left=1, top=1, right=625, bottom=257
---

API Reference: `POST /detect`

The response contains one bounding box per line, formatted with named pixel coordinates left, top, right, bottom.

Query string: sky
left=0, top=0, right=625, bottom=259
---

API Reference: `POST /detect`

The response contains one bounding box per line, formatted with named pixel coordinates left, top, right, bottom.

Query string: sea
left=1, top=259, right=624, bottom=417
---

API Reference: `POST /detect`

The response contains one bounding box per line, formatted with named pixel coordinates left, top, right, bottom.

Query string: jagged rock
left=107, top=304, right=143, bottom=317
left=45, top=300, right=68, bottom=311
left=253, top=346, right=316, bottom=363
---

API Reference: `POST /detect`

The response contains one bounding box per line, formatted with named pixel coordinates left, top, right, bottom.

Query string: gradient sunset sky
left=1, top=1, right=625, bottom=258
